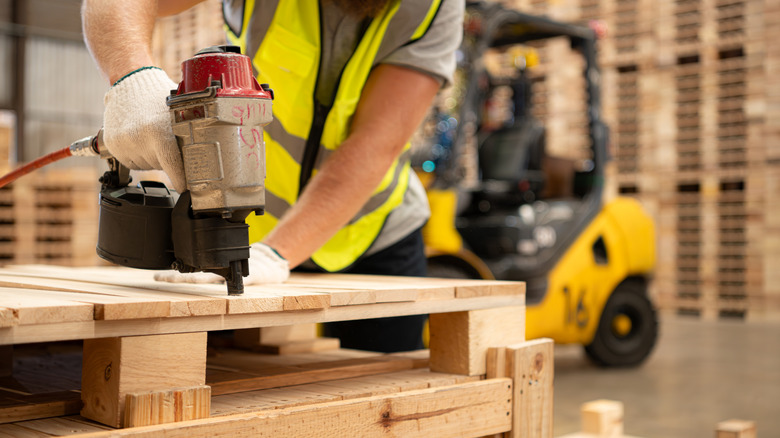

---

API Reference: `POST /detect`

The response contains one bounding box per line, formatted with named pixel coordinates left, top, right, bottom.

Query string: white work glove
left=103, top=67, right=186, bottom=193
left=154, top=243, right=291, bottom=285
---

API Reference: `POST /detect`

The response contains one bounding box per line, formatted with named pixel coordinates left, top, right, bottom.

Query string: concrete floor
left=552, top=314, right=780, bottom=437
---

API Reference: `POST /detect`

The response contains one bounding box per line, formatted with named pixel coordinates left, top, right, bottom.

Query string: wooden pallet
left=0, top=266, right=551, bottom=437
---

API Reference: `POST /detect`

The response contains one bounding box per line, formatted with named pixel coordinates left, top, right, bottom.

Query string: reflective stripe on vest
left=224, top=0, right=441, bottom=271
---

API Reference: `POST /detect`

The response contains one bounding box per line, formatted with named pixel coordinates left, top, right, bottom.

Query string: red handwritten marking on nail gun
left=232, top=103, right=267, bottom=125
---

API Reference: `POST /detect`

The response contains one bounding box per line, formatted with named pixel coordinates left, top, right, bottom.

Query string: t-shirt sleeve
left=380, top=0, right=465, bottom=87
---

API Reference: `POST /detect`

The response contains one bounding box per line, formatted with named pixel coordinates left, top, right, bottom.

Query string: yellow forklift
left=416, top=2, right=657, bottom=366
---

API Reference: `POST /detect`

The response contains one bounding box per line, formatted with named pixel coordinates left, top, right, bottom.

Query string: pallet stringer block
left=233, top=323, right=340, bottom=354
left=81, top=332, right=208, bottom=428
left=429, top=305, right=525, bottom=376
left=488, top=338, right=554, bottom=438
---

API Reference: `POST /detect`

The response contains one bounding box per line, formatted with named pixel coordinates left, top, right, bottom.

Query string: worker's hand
left=103, top=67, right=186, bottom=193
left=153, top=243, right=291, bottom=286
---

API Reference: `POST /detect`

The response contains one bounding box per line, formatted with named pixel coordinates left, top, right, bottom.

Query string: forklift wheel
left=584, top=281, right=658, bottom=367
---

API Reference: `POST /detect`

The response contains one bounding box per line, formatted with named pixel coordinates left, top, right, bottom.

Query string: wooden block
left=255, top=337, right=341, bottom=355
left=81, top=332, right=207, bottom=428
left=429, top=306, right=525, bottom=375
left=387, top=349, right=430, bottom=368
left=716, top=419, right=756, bottom=438
left=505, top=339, right=554, bottom=438
left=124, top=385, right=211, bottom=428
left=74, top=378, right=513, bottom=437
left=581, top=399, right=624, bottom=437
left=235, top=323, right=317, bottom=347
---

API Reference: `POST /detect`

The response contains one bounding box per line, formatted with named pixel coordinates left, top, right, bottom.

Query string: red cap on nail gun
left=173, top=45, right=273, bottom=99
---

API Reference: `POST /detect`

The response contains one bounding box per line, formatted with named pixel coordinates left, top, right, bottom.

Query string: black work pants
left=317, top=228, right=427, bottom=353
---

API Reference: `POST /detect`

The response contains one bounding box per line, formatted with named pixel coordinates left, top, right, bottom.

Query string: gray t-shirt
left=316, top=0, right=464, bottom=256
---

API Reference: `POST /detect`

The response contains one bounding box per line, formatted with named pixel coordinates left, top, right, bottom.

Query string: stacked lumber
left=0, top=266, right=541, bottom=436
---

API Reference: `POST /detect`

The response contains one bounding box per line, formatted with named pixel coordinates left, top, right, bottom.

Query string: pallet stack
left=0, top=168, right=100, bottom=268
left=510, top=0, right=777, bottom=320
left=151, top=0, right=226, bottom=82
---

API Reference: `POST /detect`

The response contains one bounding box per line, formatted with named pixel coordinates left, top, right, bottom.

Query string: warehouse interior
left=0, top=0, right=778, bottom=437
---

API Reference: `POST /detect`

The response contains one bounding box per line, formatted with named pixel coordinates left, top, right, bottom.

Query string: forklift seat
left=477, top=117, right=546, bottom=204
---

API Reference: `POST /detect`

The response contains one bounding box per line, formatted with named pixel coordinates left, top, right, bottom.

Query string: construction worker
left=81, top=0, right=463, bottom=352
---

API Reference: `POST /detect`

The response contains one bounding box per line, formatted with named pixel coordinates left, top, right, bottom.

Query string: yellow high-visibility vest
left=224, top=0, right=442, bottom=271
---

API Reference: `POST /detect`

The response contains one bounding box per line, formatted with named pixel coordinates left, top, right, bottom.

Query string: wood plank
left=0, top=282, right=170, bottom=321
left=210, top=369, right=477, bottom=417
left=0, top=274, right=226, bottom=318
left=208, top=356, right=418, bottom=396
left=0, top=288, right=94, bottom=325
left=2, top=265, right=330, bottom=314
left=81, top=332, right=207, bottom=428
left=429, top=306, right=525, bottom=375
left=73, top=379, right=513, bottom=438
left=124, top=386, right=211, bottom=428
left=506, top=339, right=554, bottom=438
left=8, top=416, right=110, bottom=435
left=0, top=423, right=49, bottom=437
left=0, top=391, right=81, bottom=424
left=285, top=273, right=458, bottom=303
left=275, top=283, right=377, bottom=306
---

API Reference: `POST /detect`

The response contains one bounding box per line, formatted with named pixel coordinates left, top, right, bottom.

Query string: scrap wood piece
left=716, top=419, right=756, bottom=438
left=0, top=289, right=94, bottom=325
left=73, top=379, right=513, bottom=438
left=0, top=390, right=82, bottom=424
left=208, top=355, right=419, bottom=396
left=581, top=399, right=624, bottom=437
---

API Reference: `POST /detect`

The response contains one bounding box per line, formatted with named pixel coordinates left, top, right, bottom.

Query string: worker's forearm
left=82, top=0, right=158, bottom=84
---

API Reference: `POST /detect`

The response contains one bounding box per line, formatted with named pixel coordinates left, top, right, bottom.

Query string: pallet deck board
left=0, top=266, right=525, bottom=346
